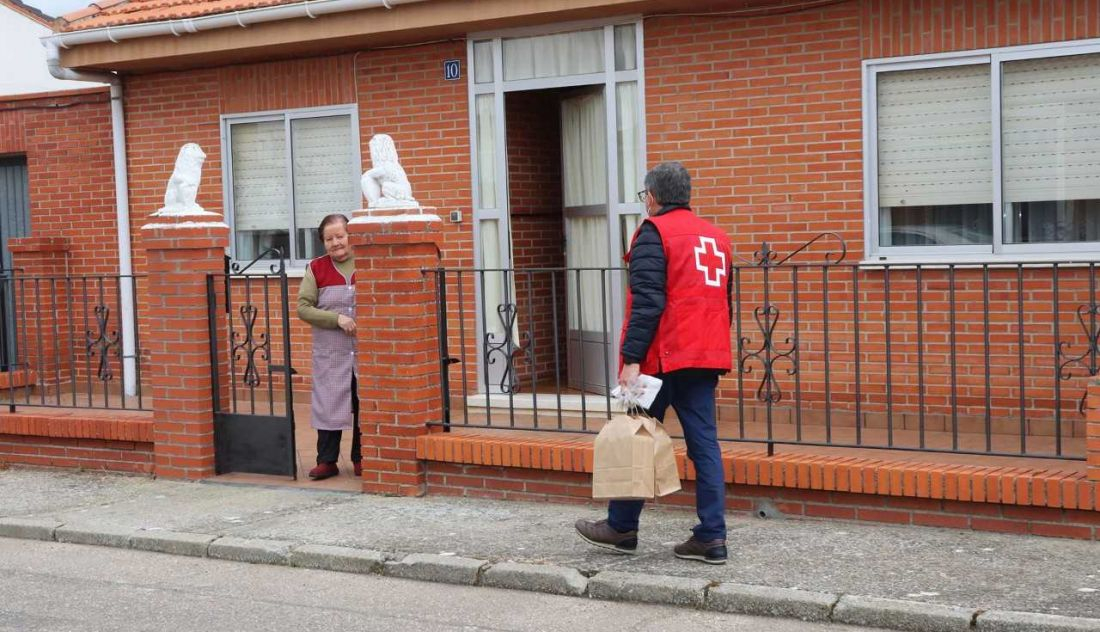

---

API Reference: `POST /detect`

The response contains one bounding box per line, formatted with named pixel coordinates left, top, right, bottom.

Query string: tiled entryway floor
left=213, top=399, right=361, bottom=492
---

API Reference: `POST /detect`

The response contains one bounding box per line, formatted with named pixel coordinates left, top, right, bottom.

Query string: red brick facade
left=3, top=0, right=1100, bottom=538
left=0, top=88, right=117, bottom=273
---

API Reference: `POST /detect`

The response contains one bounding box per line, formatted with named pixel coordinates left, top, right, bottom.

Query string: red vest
left=621, top=208, right=733, bottom=374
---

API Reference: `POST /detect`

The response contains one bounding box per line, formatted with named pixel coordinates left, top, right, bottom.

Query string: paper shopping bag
left=649, top=415, right=682, bottom=497
left=592, top=412, right=681, bottom=499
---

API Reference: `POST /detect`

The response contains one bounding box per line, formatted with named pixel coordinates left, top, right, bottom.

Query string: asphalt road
left=0, top=538, right=884, bottom=632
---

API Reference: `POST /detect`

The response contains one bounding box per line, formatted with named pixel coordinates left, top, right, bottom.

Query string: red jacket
left=621, top=208, right=733, bottom=375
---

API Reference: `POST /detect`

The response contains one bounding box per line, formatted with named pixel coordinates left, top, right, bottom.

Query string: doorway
left=469, top=20, right=647, bottom=397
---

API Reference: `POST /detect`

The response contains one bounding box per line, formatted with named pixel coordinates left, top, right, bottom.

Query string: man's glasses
left=636, top=189, right=647, bottom=203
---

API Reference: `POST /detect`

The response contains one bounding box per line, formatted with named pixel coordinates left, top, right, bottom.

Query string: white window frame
left=466, top=17, right=646, bottom=394
left=863, top=38, right=1100, bottom=263
left=220, top=104, right=361, bottom=268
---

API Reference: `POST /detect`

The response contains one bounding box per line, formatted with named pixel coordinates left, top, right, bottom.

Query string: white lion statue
left=160, top=143, right=207, bottom=215
left=361, top=134, right=418, bottom=209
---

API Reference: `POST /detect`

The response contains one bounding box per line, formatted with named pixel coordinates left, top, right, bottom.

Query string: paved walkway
left=1, top=467, right=1097, bottom=631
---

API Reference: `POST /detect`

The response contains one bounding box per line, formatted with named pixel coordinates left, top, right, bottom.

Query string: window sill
left=860, top=253, right=1100, bottom=267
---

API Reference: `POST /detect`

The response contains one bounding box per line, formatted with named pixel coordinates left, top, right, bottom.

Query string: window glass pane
left=231, top=120, right=289, bottom=261
left=565, top=215, right=609, bottom=331
left=619, top=213, right=641, bottom=308
left=473, top=40, right=493, bottom=84
left=291, top=115, right=358, bottom=261
left=876, top=64, right=993, bottom=246
left=561, top=90, right=607, bottom=207
left=620, top=213, right=642, bottom=253
left=1002, top=53, right=1100, bottom=244
left=479, top=219, right=503, bottom=336
left=475, top=94, right=497, bottom=208
left=502, top=29, right=604, bottom=81
left=614, top=24, right=636, bottom=71
left=616, top=82, right=641, bottom=204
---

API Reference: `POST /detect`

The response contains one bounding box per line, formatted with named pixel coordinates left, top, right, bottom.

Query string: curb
left=976, top=610, right=1100, bottom=631
left=383, top=553, right=487, bottom=585
left=1, top=518, right=1098, bottom=632
left=832, top=595, right=976, bottom=632
left=707, top=583, right=838, bottom=622
left=589, top=570, right=710, bottom=608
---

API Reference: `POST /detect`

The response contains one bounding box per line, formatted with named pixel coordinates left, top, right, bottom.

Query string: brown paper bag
left=592, top=411, right=681, bottom=499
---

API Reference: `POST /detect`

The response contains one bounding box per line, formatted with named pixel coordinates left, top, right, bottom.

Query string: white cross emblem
left=694, top=236, right=727, bottom=287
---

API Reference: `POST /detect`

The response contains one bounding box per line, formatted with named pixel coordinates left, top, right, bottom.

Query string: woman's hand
left=337, top=314, right=357, bottom=336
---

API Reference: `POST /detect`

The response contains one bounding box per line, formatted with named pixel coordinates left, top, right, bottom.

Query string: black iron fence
left=430, top=235, right=1094, bottom=461
left=0, top=272, right=148, bottom=411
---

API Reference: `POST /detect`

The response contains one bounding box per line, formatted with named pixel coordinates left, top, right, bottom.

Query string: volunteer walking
left=576, top=161, right=734, bottom=564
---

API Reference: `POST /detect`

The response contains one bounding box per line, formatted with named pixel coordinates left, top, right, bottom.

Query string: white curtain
left=475, top=94, right=497, bottom=209
left=473, top=40, right=493, bottom=84
left=562, top=91, right=609, bottom=332
left=503, top=29, right=604, bottom=81
left=562, top=92, right=607, bottom=207
left=231, top=120, right=288, bottom=232
left=479, top=219, right=504, bottom=336
left=616, top=81, right=640, bottom=204
left=614, top=24, right=637, bottom=71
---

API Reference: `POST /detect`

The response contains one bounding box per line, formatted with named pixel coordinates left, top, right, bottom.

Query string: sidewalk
left=1, top=467, right=1097, bottom=631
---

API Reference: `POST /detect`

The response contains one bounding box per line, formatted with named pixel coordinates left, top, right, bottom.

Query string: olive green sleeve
left=296, top=265, right=340, bottom=329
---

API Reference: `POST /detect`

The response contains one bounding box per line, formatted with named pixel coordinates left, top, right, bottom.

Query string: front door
left=562, top=89, right=613, bottom=394
left=0, top=157, right=30, bottom=371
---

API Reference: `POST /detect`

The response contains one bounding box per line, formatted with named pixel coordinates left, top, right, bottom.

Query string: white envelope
left=611, top=373, right=663, bottom=410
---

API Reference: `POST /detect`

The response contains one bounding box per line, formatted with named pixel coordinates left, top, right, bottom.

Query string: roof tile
left=58, top=0, right=304, bottom=31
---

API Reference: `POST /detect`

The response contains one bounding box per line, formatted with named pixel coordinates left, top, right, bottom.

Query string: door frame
left=466, top=17, right=648, bottom=394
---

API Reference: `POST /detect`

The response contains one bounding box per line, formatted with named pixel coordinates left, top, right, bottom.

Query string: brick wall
left=0, top=410, right=153, bottom=474
left=636, top=0, right=1100, bottom=449
left=121, top=44, right=472, bottom=396
left=0, top=88, right=117, bottom=274
left=425, top=463, right=1099, bottom=540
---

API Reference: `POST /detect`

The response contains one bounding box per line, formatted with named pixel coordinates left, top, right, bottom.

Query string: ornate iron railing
left=0, top=272, right=148, bottom=411
left=428, top=234, right=1094, bottom=461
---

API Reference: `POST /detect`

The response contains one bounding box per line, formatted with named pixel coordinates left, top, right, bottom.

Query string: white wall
left=0, top=3, right=105, bottom=96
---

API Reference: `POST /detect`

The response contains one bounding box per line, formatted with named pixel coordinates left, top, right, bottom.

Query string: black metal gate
left=207, top=249, right=296, bottom=477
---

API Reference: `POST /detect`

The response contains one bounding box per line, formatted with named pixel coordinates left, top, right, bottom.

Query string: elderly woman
left=297, top=213, right=360, bottom=480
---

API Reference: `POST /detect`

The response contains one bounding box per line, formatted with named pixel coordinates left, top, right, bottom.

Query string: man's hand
left=619, top=362, right=641, bottom=389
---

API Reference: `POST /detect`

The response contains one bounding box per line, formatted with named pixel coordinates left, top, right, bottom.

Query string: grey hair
left=643, top=162, right=691, bottom=207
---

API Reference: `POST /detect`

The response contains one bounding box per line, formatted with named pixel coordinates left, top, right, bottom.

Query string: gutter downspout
left=45, top=40, right=137, bottom=398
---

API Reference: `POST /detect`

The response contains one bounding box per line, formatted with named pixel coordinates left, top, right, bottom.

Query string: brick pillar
left=1088, top=377, right=1100, bottom=482
left=7, top=237, right=71, bottom=391
left=349, top=213, right=443, bottom=495
left=141, top=216, right=229, bottom=479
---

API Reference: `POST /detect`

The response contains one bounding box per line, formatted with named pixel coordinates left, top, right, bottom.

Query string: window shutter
left=876, top=64, right=992, bottom=208
left=231, top=120, right=289, bottom=232
left=1002, top=53, right=1100, bottom=204
left=290, top=115, right=359, bottom=231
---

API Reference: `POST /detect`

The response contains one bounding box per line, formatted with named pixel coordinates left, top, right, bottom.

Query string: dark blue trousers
left=607, top=370, right=727, bottom=541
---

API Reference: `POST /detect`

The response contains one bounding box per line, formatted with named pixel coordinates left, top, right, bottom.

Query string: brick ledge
left=0, top=410, right=153, bottom=443
left=417, top=432, right=1098, bottom=512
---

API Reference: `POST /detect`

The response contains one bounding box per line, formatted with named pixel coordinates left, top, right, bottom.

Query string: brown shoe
left=353, top=461, right=362, bottom=477
left=673, top=536, right=727, bottom=565
left=308, top=462, right=339, bottom=480
left=575, top=519, right=637, bottom=554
